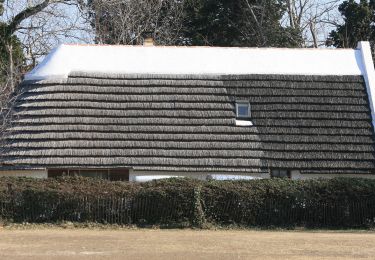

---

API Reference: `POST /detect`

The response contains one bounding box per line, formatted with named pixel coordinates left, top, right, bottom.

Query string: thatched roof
left=1, top=73, right=374, bottom=174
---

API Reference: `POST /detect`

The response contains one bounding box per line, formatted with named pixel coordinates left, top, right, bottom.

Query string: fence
left=1, top=194, right=375, bottom=228
left=0, top=195, right=192, bottom=225
left=203, top=198, right=375, bottom=228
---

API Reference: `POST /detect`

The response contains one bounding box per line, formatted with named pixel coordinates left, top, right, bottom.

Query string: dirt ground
left=0, top=228, right=375, bottom=260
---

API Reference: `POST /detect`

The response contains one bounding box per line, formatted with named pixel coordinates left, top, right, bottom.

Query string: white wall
left=129, top=169, right=265, bottom=182
left=131, top=169, right=375, bottom=182
left=0, top=170, right=48, bottom=179
left=291, top=170, right=375, bottom=180
left=1, top=169, right=374, bottom=181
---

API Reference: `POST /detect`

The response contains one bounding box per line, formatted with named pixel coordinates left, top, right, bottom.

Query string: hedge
left=1, top=177, right=375, bottom=228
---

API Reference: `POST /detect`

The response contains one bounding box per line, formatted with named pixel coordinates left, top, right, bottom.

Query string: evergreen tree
left=84, top=0, right=302, bottom=48
left=327, top=0, right=375, bottom=50
left=0, top=0, right=24, bottom=90
left=184, top=0, right=302, bottom=47
left=0, top=0, right=66, bottom=91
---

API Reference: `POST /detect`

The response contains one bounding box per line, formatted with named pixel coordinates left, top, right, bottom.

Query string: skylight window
left=236, top=101, right=251, bottom=118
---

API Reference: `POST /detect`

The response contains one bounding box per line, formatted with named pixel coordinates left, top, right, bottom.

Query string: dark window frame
left=47, top=168, right=130, bottom=181
left=270, top=169, right=291, bottom=179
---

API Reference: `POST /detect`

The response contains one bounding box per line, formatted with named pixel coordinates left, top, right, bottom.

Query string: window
left=47, top=168, right=129, bottom=181
left=271, top=169, right=291, bottom=178
left=236, top=101, right=251, bottom=118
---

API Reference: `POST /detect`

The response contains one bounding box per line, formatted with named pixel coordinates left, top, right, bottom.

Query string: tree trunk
left=6, top=43, right=14, bottom=92
left=287, top=0, right=296, bottom=28
left=309, top=21, right=318, bottom=48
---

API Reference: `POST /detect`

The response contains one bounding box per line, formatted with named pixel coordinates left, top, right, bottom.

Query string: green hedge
left=1, top=177, right=375, bottom=228
left=201, top=178, right=375, bottom=227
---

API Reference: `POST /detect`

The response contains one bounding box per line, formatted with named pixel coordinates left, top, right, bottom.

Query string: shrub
left=0, top=176, right=375, bottom=228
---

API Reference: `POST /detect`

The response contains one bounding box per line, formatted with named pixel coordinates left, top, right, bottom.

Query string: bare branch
left=7, top=0, right=54, bottom=35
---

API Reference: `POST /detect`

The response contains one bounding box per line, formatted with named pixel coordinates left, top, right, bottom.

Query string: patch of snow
left=235, top=120, right=253, bottom=127
left=25, top=44, right=366, bottom=81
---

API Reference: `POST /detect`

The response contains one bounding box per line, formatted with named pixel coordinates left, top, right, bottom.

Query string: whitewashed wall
left=290, top=170, right=375, bottom=180
left=130, top=169, right=375, bottom=182
left=1, top=169, right=375, bottom=181
left=129, top=170, right=266, bottom=182
left=0, top=170, right=48, bottom=178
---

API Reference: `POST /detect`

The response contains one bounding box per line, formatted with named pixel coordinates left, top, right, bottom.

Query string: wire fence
left=1, top=195, right=375, bottom=228
left=0, top=196, right=191, bottom=225
left=203, top=198, right=375, bottom=228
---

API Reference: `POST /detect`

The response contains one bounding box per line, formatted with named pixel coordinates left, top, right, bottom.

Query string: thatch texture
left=1, top=73, right=375, bottom=174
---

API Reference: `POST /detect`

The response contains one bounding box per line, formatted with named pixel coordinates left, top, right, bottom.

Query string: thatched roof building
left=1, top=42, right=375, bottom=180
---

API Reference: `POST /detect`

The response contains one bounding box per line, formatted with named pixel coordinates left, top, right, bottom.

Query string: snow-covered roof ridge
left=25, top=43, right=368, bottom=81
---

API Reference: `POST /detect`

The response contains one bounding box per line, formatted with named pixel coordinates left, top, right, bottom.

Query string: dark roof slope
left=1, top=73, right=375, bottom=174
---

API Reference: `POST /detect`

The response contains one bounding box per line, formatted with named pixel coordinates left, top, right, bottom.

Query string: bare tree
left=1, top=0, right=92, bottom=70
left=80, top=0, right=186, bottom=45
left=0, top=0, right=92, bottom=138
left=283, top=0, right=342, bottom=47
